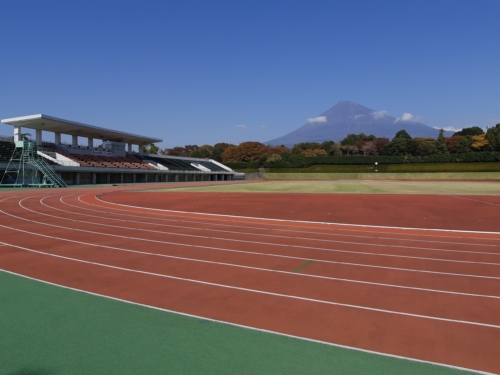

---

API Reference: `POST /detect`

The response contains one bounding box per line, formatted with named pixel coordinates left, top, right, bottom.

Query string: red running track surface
left=102, top=191, right=500, bottom=232
left=1, top=185, right=500, bottom=374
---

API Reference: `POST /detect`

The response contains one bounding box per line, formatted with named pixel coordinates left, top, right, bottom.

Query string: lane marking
left=1, top=241, right=500, bottom=330
left=65, top=194, right=500, bottom=247
left=1, top=219, right=499, bottom=298
left=292, top=260, right=315, bottom=273
left=96, top=193, right=500, bottom=236
left=3, top=200, right=500, bottom=284
left=19, top=197, right=500, bottom=267
left=452, top=195, right=500, bottom=207
left=46, top=195, right=500, bottom=258
left=78, top=191, right=500, bottom=242
left=0, top=268, right=492, bottom=375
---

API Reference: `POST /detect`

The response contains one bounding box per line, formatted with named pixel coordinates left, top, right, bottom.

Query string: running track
left=1, top=184, right=499, bottom=374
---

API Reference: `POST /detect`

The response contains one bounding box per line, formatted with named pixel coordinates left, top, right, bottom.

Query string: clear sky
left=1, top=0, right=499, bottom=148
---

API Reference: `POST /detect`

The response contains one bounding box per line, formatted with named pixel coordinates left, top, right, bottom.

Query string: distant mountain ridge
left=265, top=101, right=451, bottom=147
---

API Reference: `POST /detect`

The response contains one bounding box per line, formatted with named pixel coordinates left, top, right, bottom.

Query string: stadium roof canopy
left=1, top=114, right=162, bottom=145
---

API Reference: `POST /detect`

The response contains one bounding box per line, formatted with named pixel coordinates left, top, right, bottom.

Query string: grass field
left=234, top=162, right=500, bottom=174
left=0, top=270, right=476, bottom=375
left=146, top=180, right=500, bottom=195
left=265, top=163, right=500, bottom=174
left=264, top=172, right=500, bottom=180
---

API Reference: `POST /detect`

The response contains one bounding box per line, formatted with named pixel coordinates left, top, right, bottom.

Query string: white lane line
left=1, top=241, right=500, bottom=331
left=452, top=195, right=500, bottom=207
left=23, top=196, right=500, bottom=266
left=50, top=194, right=500, bottom=255
left=96, top=193, right=500, bottom=236
left=79, top=191, right=500, bottom=243
left=0, top=269, right=492, bottom=375
left=3, top=200, right=500, bottom=281
left=1, top=216, right=498, bottom=300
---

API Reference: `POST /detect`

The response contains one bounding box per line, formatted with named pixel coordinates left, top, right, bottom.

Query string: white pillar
left=128, top=143, right=132, bottom=153
left=14, top=126, right=21, bottom=141
left=72, top=135, right=78, bottom=147
left=55, top=132, right=61, bottom=144
left=88, top=137, right=93, bottom=148
left=36, top=129, right=42, bottom=146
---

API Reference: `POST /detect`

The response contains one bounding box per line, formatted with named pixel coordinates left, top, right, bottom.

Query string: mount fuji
left=265, top=101, right=451, bottom=147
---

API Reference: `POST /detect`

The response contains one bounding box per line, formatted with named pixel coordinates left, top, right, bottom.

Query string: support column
left=133, top=173, right=136, bottom=183
left=107, top=173, right=110, bottom=184
left=92, top=173, right=96, bottom=184
left=128, top=143, right=132, bottom=153
left=76, top=173, right=81, bottom=185
left=14, top=126, right=21, bottom=141
left=88, top=137, right=93, bottom=148
left=36, top=129, right=42, bottom=146
left=155, top=175, right=159, bottom=182
left=55, top=132, right=61, bottom=145
left=120, top=173, right=124, bottom=183
left=72, top=135, right=78, bottom=147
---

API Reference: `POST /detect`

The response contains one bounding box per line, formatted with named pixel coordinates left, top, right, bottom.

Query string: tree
left=162, top=145, right=199, bottom=156
left=211, top=143, right=233, bottom=162
left=301, top=148, right=327, bottom=157
left=291, top=142, right=321, bottom=154
left=265, top=154, right=283, bottom=163
left=320, top=140, right=340, bottom=156
left=435, top=129, right=448, bottom=155
left=190, top=144, right=213, bottom=158
left=394, top=130, right=412, bottom=139
left=380, top=138, right=408, bottom=156
left=340, top=133, right=376, bottom=146
left=373, top=138, right=390, bottom=154
left=453, top=126, right=484, bottom=137
left=471, top=134, right=489, bottom=150
left=142, top=143, right=160, bottom=154
left=485, top=124, right=500, bottom=151
left=221, top=142, right=268, bottom=163
left=414, top=138, right=437, bottom=156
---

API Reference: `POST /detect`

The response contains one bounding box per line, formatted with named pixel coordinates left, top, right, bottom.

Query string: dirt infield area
left=102, top=191, right=500, bottom=232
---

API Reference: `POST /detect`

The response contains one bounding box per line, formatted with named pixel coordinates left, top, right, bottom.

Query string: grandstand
left=0, top=114, right=243, bottom=187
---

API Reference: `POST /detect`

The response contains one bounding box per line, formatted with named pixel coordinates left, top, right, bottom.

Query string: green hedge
left=225, top=152, right=500, bottom=169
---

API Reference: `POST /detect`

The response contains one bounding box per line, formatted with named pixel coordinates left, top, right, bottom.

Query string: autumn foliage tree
left=221, top=142, right=268, bottom=163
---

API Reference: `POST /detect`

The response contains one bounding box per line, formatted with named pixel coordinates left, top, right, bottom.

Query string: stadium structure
left=0, top=114, right=243, bottom=188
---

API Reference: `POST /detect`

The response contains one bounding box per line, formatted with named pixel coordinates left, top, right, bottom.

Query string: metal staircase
left=0, top=134, right=67, bottom=188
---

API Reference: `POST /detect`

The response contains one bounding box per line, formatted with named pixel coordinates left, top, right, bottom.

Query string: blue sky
left=1, top=0, right=499, bottom=148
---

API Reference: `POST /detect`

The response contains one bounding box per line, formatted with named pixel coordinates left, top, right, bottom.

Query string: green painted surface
left=292, top=260, right=315, bottom=273
left=0, top=271, right=476, bottom=375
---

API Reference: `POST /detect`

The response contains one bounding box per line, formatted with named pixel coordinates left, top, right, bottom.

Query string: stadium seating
left=0, top=141, right=15, bottom=162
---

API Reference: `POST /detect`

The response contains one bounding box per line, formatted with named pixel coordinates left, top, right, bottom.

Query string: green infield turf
left=264, top=172, right=500, bottom=180
left=143, top=180, right=500, bottom=195
left=0, top=270, right=477, bottom=375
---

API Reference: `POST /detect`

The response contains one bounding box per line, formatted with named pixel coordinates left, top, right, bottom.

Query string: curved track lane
left=1, top=186, right=500, bottom=374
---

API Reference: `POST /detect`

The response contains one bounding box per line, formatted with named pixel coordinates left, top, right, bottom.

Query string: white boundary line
left=2, top=210, right=499, bottom=299
left=79, top=190, right=500, bottom=242
left=96, top=193, right=500, bottom=236
left=66, top=194, right=500, bottom=247
left=3, top=197, right=500, bottom=282
left=18, top=196, right=500, bottom=267
left=1, top=240, right=500, bottom=330
left=37, top=194, right=500, bottom=258
left=51, top=193, right=500, bottom=252
left=0, top=268, right=494, bottom=375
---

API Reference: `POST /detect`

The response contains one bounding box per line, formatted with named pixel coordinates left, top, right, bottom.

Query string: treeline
left=146, top=124, right=500, bottom=167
